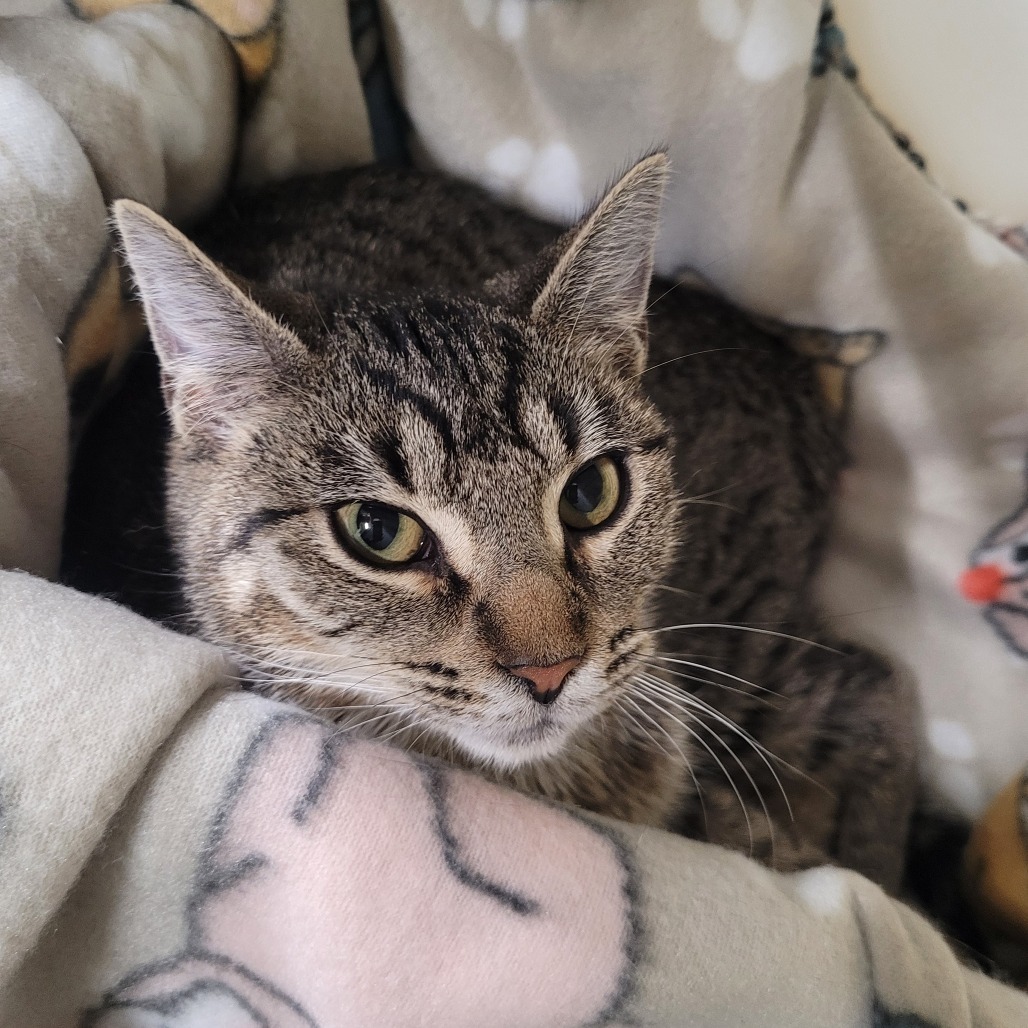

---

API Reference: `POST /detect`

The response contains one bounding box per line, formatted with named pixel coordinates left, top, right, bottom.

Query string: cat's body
left=67, top=161, right=916, bottom=889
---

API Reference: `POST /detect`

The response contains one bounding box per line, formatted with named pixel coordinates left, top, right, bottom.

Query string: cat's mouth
left=443, top=658, right=619, bottom=769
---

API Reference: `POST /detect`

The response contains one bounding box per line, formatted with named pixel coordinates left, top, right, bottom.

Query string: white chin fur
left=450, top=721, right=572, bottom=770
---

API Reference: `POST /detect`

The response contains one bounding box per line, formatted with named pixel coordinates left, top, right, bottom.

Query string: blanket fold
left=3, top=570, right=1027, bottom=1027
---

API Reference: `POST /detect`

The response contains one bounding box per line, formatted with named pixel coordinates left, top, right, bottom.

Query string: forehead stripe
left=637, top=431, right=671, bottom=454
left=549, top=393, right=582, bottom=454
left=371, top=427, right=413, bottom=492
left=365, top=367, right=457, bottom=453
left=496, top=323, right=546, bottom=461
left=228, top=506, right=309, bottom=554
left=367, top=306, right=435, bottom=364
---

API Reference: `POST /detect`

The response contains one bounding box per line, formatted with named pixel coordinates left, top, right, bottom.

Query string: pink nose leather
left=505, top=657, right=582, bottom=705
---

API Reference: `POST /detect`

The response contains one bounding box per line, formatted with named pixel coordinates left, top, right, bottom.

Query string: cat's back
left=197, top=166, right=557, bottom=298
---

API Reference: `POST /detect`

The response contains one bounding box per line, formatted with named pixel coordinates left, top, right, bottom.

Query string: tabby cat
left=71, top=155, right=917, bottom=890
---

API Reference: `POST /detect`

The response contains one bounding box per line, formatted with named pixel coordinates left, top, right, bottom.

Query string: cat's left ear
left=532, top=152, right=668, bottom=376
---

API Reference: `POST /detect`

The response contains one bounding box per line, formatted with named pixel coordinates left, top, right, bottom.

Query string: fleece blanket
left=4, top=569, right=1026, bottom=1026
left=1, top=0, right=1028, bottom=1024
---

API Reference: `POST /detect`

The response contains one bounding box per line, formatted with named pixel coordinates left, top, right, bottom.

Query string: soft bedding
left=1, top=1, right=1027, bottom=1024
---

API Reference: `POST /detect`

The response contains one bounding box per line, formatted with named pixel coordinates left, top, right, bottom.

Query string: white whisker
left=620, top=694, right=687, bottom=764
left=679, top=497, right=741, bottom=513
left=652, top=582, right=700, bottom=598
left=402, top=722, right=437, bottom=754
left=648, top=654, right=780, bottom=698
left=637, top=673, right=799, bottom=820
left=377, top=713, right=425, bottom=746
left=618, top=694, right=707, bottom=826
left=612, top=696, right=677, bottom=765
left=635, top=347, right=747, bottom=378
left=652, top=623, right=839, bottom=653
left=330, top=707, right=412, bottom=739
left=635, top=681, right=774, bottom=860
left=641, top=660, right=776, bottom=706
left=630, top=676, right=754, bottom=856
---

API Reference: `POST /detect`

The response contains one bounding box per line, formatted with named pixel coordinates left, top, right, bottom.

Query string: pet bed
left=1, top=1, right=1026, bottom=1024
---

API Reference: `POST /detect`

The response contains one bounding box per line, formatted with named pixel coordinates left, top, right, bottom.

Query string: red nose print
left=505, top=657, right=582, bottom=705
left=958, top=563, right=1004, bottom=604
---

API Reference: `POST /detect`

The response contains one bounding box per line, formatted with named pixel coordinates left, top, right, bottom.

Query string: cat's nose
left=959, top=563, right=1004, bottom=604
left=504, top=656, right=582, bottom=705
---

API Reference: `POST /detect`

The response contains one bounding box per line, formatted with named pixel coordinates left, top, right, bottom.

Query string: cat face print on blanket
left=84, top=714, right=636, bottom=1027
left=959, top=469, right=1028, bottom=659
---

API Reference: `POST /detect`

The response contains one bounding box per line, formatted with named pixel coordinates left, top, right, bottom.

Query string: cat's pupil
left=356, top=503, right=399, bottom=551
left=1013, top=543, right=1028, bottom=563
left=564, top=463, right=604, bottom=513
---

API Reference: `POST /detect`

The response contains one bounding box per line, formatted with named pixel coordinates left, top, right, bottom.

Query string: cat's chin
left=449, top=721, right=572, bottom=771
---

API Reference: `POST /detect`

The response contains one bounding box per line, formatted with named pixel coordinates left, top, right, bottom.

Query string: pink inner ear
left=173, top=381, right=238, bottom=442
left=116, top=202, right=287, bottom=427
left=141, top=285, right=277, bottom=442
left=148, top=307, right=189, bottom=366
left=146, top=292, right=262, bottom=377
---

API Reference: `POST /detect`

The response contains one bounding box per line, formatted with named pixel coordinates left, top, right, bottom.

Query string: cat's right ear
left=113, top=199, right=298, bottom=444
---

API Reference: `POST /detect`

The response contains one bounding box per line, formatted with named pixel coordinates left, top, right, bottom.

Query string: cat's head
left=114, top=155, right=678, bottom=770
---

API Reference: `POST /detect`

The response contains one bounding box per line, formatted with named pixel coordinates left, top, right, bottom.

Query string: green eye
left=335, top=502, right=427, bottom=566
left=559, top=456, right=622, bottom=530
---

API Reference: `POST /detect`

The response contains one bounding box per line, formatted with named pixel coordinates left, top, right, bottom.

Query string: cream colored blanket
left=2, top=1, right=1027, bottom=1024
